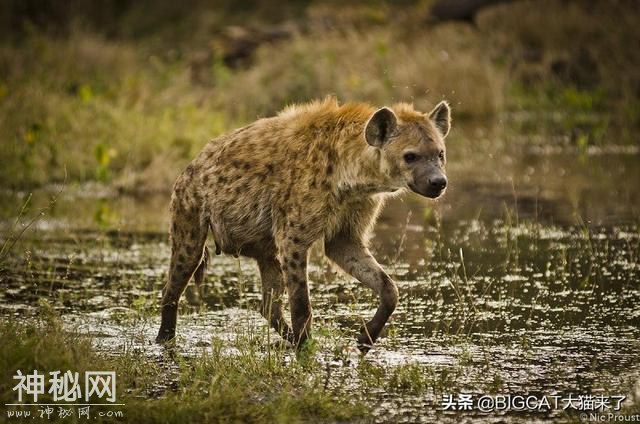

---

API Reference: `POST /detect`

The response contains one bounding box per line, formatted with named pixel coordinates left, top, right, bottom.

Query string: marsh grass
left=0, top=302, right=367, bottom=423
left=0, top=294, right=479, bottom=422
left=1, top=198, right=638, bottom=421
left=2, top=310, right=486, bottom=423
left=1, top=1, right=637, bottom=190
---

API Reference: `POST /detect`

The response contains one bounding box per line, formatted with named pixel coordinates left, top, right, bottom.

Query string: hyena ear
left=365, top=107, right=397, bottom=148
left=428, top=101, right=451, bottom=138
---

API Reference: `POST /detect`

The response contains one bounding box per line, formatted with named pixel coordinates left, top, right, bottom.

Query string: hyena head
left=364, top=101, right=451, bottom=199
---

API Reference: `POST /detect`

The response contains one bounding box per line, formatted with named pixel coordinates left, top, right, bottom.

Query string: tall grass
left=0, top=302, right=366, bottom=423
left=0, top=0, right=637, bottom=191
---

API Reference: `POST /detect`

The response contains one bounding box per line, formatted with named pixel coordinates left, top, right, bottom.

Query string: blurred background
left=1, top=0, right=638, bottom=205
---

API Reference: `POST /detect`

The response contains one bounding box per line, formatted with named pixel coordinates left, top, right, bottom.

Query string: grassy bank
left=0, top=0, right=638, bottom=192
left=1, top=300, right=472, bottom=423
left=1, top=302, right=484, bottom=422
left=0, top=303, right=367, bottom=422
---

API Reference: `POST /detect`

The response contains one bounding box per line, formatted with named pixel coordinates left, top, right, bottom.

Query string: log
left=430, top=0, right=519, bottom=22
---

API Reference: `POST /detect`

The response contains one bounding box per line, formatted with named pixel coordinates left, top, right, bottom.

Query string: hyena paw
left=356, top=333, right=375, bottom=354
left=155, top=328, right=176, bottom=344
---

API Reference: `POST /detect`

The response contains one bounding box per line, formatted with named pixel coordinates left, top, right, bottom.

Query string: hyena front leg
left=325, top=235, right=399, bottom=353
left=276, top=233, right=312, bottom=349
left=257, top=257, right=294, bottom=343
left=156, top=202, right=207, bottom=344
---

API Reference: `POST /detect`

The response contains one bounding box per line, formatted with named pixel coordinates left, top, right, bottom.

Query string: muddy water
left=1, top=138, right=639, bottom=422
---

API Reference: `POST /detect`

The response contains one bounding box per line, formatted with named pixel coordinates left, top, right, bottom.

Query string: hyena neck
left=335, top=141, right=399, bottom=198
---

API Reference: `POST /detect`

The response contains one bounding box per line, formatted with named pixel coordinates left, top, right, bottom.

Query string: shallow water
left=1, top=140, right=639, bottom=422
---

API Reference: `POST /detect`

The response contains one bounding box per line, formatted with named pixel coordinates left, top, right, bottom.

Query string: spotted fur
left=156, top=96, right=452, bottom=351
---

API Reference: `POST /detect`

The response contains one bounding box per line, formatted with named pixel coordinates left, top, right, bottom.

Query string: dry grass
left=0, top=0, right=637, bottom=191
left=220, top=24, right=503, bottom=119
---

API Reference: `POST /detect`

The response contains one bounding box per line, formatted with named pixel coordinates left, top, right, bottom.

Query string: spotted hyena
left=156, top=97, right=451, bottom=352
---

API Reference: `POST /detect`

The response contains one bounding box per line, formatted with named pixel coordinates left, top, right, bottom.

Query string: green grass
left=0, top=299, right=483, bottom=423
left=1, top=201, right=638, bottom=421
left=1, top=1, right=638, bottom=191
left=0, top=302, right=366, bottom=423
left=0, top=31, right=231, bottom=191
left=507, top=82, right=616, bottom=147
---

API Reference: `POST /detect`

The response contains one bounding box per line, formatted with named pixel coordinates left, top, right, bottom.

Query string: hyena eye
left=438, top=150, right=445, bottom=161
left=403, top=152, right=419, bottom=164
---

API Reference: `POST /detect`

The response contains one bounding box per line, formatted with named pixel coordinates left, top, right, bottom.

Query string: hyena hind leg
left=257, top=257, right=294, bottom=344
left=156, top=210, right=208, bottom=344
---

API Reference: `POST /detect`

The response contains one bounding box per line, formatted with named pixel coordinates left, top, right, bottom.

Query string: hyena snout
left=428, top=175, right=447, bottom=191
left=424, top=174, right=447, bottom=199
left=409, top=170, right=447, bottom=199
